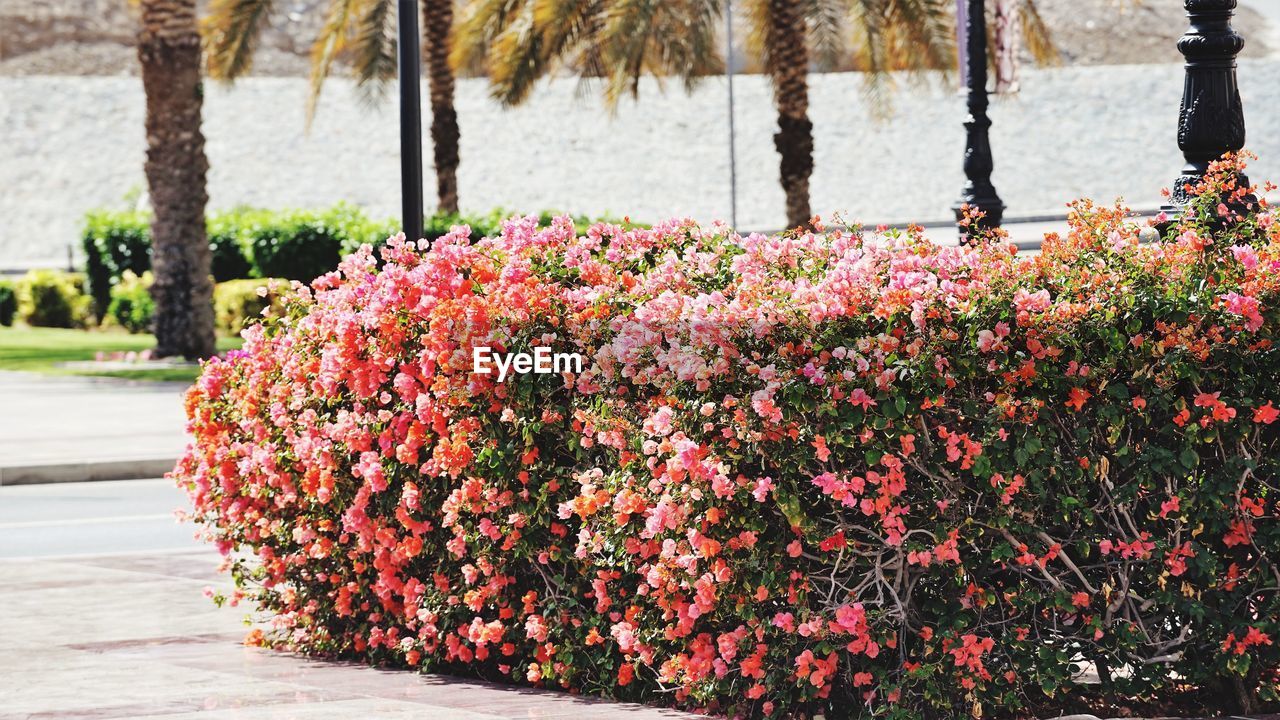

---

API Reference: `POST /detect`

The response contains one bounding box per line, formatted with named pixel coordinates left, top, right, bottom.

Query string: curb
left=0, top=457, right=178, bottom=486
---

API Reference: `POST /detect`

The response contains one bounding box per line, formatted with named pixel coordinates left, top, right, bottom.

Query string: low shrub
left=84, top=207, right=626, bottom=305
left=83, top=210, right=151, bottom=321
left=244, top=205, right=380, bottom=282
left=176, top=158, right=1280, bottom=719
left=206, top=209, right=259, bottom=282
left=213, top=277, right=287, bottom=336
left=17, top=270, right=89, bottom=328
left=106, top=271, right=154, bottom=334
left=0, top=280, right=16, bottom=326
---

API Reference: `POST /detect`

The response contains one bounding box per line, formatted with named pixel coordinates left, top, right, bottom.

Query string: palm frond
left=600, top=0, right=723, bottom=108
left=845, top=0, right=889, bottom=74
left=306, top=0, right=371, bottom=126
left=451, top=0, right=525, bottom=75
left=488, top=3, right=550, bottom=105
left=351, top=0, right=399, bottom=106
left=892, top=0, right=954, bottom=72
left=201, top=0, right=276, bottom=80
left=742, top=0, right=771, bottom=72
left=600, top=0, right=662, bottom=104
left=827, top=0, right=957, bottom=118
left=532, top=0, right=604, bottom=64
left=1019, top=0, right=1060, bottom=66
left=804, top=0, right=847, bottom=70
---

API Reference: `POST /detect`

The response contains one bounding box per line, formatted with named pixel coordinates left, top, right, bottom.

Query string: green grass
left=0, top=326, right=242, bottom=382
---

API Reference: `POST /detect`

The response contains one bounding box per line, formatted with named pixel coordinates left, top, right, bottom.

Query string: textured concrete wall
left=2, top=60, right=1279, bottom=267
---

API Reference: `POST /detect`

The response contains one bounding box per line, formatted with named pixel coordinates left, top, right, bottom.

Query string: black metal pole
left=726, top=0, right=739, bottom=230
left=398, top=0, right=424, bottom=242
left=953, top=0, right=1004, bottom=240
left=1162, top=0, right=1249, bottom=215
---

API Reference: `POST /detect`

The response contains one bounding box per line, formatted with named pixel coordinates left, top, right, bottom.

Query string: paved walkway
left=0, top=551, right=699, bottom=720
left=0, top=371, right=187, bottom=484
left=0, top=478, right=699, bottom=720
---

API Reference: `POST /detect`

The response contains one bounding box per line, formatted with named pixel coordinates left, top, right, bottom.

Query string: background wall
left=5, top=0, right=1280, bottom=268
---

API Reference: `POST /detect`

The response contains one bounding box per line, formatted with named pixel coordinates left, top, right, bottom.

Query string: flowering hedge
left=176, top=157, right=1280, bottom=718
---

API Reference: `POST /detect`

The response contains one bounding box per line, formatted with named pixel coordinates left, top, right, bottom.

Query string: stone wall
left=2, top=60, right=1279, bottom=267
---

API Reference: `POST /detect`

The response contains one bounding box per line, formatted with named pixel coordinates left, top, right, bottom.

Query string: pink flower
left=751, top=476, right=775, bottom=503
left=644, top=406, right=675, bottom=437
left=1013, top=288, right=1050, bottom=313
left=610, top=621, right=637, bottom=652
left=1220, top=292, right=1264, bottom=332
left=771, top=612, right=796, bottom=633
left=849, top=388, right=877, bottom=410
left=977, top=330, right=998, bottom=353
left=1231, top=245, right=1259, bottom=270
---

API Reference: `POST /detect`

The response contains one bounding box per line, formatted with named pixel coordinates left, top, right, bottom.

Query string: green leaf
left=1179, top=447, right=1199, bottom=469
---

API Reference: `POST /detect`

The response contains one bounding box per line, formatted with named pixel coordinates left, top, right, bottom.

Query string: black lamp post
left=398, top=0, right=425, bottom=242
left=953, top=0, right=1004, bottom=240
left=1163, top=0, right=1249, bottom=215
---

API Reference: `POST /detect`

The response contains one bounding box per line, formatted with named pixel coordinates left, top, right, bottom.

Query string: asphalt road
left=0, top=477, right=204, bottom=559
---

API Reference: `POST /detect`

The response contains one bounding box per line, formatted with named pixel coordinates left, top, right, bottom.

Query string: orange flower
left=1066, top=387, right=1092, bottom=412
left=1254, top=402, right=1279, bottom=424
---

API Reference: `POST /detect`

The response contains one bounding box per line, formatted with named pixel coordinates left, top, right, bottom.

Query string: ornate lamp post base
left=1161, top=0, right=1250, bottom=217
left=953, top=0, right=1004, bottom=242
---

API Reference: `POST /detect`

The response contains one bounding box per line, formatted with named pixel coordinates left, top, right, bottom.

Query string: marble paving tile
left=78, top=698, right=505, bottom=720
left=89, top=643, right=695, bottom=719
left=75, top=551, right=228, bottom=583
left=0, top=578, right=246, bottom=647
left=0, top=557, right=197, bottom=594
left=0, top=654, right=364, bottom=717
left=0, top=550, right=703, bottom=720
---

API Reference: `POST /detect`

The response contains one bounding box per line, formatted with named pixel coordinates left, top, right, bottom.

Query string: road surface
left=0, top=477, right=201, bottom=559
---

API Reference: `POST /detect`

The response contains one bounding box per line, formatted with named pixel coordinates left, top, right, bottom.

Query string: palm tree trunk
left=765, top=0, right=813, bottom=229
left=138, top=0, right=216, bottom=359
left=422, top=0, right=460, bottom=214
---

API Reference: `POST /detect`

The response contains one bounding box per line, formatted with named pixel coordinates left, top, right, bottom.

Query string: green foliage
left=214, top=278, right=287, bottom=336
left=84, top=209, right=252, bottom=313
left=0, top=280, right=16, bottom=326
left=83, top=206, right=635, bottom=305
left=82, top=210, right=150, bottom=321
left=106, top=271, right=155, bottom=334
left=17, top=270, right=90, bottom=328
left=206, top=209, right=259, bottom=281
left=243, top=205, right=382, bottom=281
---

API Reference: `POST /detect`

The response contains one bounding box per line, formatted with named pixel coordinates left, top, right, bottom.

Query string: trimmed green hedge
left=0, top=280, right=16, bottom=327
left=83, top=207, right=629, bottom=318
left=83, top=211, right=151, bottom=322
